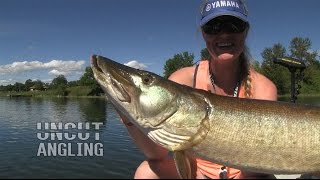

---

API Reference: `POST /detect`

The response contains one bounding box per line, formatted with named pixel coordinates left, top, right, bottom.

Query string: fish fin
left=173, top=150, right=193, bottom=179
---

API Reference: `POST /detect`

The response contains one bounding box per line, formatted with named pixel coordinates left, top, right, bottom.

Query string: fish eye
left=142, top=74, right=153, bottom=85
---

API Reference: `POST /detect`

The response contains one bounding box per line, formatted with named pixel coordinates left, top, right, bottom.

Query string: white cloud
left=0, top=60, right=86, bottom=85
left=49, top=69, right=67, bottom=76
left=124, top=60, right=147, bottom=70
left=0, top=79, right=14, bottom=85
left=0, top=60, right=86, bottom=76
left=40, top=79, right=53, bottom=84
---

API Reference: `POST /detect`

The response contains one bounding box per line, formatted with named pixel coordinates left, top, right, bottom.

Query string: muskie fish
left=91, top=55, right=320, bottom=178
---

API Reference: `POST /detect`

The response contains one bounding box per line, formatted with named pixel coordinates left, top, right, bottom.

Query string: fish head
left=91, top=55, right=179, bottom=128
left=91, top=55, right=210, bottom=151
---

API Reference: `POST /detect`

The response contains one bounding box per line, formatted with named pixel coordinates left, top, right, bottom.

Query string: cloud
left=0, top=79, right=14, bottom=85
left=0, top=60, right=85, bottom=76
left=124, top=60, right=148, bottom=70
left=49, top=69, right=66, bottom=76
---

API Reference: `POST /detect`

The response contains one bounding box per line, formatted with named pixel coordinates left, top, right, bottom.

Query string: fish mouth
left=91, top=55, right=180, bottom=129
left=91, top=55, right=131, bottom=103
left=91, top=55, right=103, bottom=73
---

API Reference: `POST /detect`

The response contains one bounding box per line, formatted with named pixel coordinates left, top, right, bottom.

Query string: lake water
left=0, top=96, right=319, bottom=179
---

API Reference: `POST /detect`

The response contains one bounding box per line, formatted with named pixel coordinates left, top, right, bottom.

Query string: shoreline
left=0, top=93, right=107, bottom=99
left=278, top=94, right=320, bottom=98
left=2, top=92, right=319, bottom=99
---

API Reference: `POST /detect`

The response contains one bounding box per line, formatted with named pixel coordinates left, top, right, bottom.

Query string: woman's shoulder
left=168, top=66, right=197, bottom=87
left=249, top=69, right=274, bottom=85
left=249, top=68, right=278, bottom=101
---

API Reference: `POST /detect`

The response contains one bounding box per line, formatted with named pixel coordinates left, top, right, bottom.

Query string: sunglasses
left=202, top=16, right=248, bottom=35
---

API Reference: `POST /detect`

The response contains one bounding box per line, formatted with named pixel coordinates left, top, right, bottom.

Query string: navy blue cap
left=200, top=0, right=249, bottom=26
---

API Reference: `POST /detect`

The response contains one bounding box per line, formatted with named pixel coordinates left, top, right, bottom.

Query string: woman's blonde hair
left=239, top=46, right=252, bottom=98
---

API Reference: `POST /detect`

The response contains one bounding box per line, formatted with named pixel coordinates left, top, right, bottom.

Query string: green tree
left=290, top=37, right=312, bottom=63
left=68, top=80, right=79, bottom=87
left=251, top=60, right=262, bottom=73
left=79, top=67, right=103, bottom=96
left=51, top=75, right=68, bottom=89
left=25, top=79, right=34, bottom=91
left=200, top=48, right=211, bottom=60
left=163, top=52, right=194, bottom=79
left=50, top=75, right=68, bottom=96
left=79, top=67, right=96, bottom=86
left=6, top=84, right=14, bottom=92
left=33, top=80, right=44, bottom=91
left=14, top=82, right=26, bottom=92
left=261, top=37, right=320, bottom=95
left=261, top=43, right=290, bottom=95
left=289, top=37, right=320, bottom=94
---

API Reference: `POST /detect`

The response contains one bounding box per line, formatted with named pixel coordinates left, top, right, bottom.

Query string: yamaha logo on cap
left=206, top=0, right=240, bottom=12
left=200, top=0, right=249, bottom=27
left=206, top=3, right=212, bottom=12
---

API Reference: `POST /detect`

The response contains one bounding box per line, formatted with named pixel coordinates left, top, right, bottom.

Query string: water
left=0, top=97, right=144, bottom=179
left=0, top=96, right=319, bottom=179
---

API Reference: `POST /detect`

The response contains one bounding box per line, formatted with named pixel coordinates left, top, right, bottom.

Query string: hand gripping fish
left=90, top=55, right=320, bottom=178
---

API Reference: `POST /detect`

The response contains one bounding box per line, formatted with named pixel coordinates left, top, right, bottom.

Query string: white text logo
left=36, top=122, right=104, bottom=157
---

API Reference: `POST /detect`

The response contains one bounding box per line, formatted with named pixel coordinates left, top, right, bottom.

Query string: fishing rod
left=273, top=57, right=306, bottom=103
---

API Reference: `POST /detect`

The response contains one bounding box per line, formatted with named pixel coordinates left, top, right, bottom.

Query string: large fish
left=90, top=55, right=320, bottom=178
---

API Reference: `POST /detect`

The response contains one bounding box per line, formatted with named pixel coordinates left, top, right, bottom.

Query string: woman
left=120, top=0, right=277, bottom=178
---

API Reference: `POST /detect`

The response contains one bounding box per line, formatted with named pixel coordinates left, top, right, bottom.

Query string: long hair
left=239, top=45, right=252, bottom=98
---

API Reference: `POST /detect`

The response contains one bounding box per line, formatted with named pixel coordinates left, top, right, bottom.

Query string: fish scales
left=90, top=55, right=320, bottom=175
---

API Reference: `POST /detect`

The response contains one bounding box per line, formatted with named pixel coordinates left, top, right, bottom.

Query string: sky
left=0, top=0, right=319, bottom=85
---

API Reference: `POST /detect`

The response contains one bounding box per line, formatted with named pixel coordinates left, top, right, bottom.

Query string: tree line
left=163, top=37, right=320, bottom=95
left=0, top=67, right=103, bottom=96
left=1, top=36, right=319, bottom=96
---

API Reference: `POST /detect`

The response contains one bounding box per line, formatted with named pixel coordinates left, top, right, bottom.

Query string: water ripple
left=0, top=98, right=144, bottom=179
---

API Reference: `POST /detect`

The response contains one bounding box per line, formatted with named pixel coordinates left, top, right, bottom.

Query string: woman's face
left=202, top=16, right=248, bottom=62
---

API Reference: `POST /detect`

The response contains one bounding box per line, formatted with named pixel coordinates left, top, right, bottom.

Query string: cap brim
left=200, top=11, right=248, bottom=26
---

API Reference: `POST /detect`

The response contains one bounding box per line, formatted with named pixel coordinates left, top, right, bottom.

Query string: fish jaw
left=91, top=55, right=132, bottom=103
left=91, top=55, right=178, bottom=128
left=90, top=55, right=210, bottom=151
